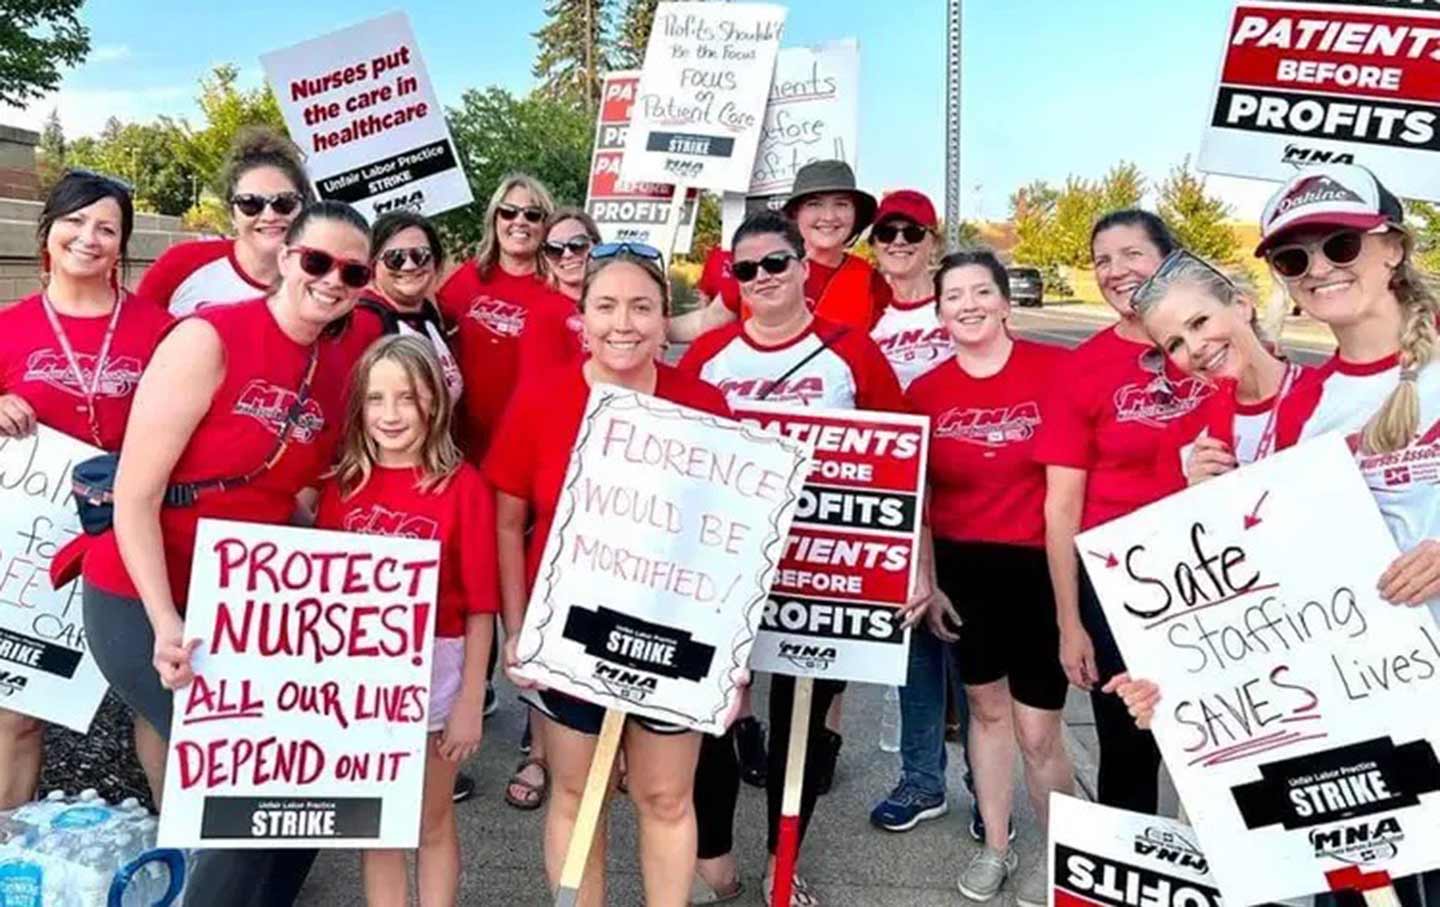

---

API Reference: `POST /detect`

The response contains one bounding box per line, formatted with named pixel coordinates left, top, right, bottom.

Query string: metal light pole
left=944, top=0, right=963, bottom=250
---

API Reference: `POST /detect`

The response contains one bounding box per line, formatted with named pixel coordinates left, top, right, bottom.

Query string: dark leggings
left=692, top=674, right=845, bottom=859
left=83, top=583, right=317, bottom=907
left=1078, top=569, right=1162, bottom=814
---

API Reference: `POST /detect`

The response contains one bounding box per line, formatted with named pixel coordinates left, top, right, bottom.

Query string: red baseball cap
left=874, top=190, right=938, bottom=230
left=1255, top=164, right=1405, bottom=256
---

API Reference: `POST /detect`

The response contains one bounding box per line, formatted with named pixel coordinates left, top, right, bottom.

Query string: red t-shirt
left=1033, top=326, right=1210, bottom=530
left=84, top=298, right=363, bottom=609
left=518, top=292, right=585, bottom=377
left=0, top=293, right=171, bottom=450
left=484, top=361, right=731, bottom=587
left=677, top=317, right=905, bottom=412
left=316, top=463, right=499, bottom=637
left=906, top=340, right=1062, bottom=547
left=137, top=239, right=270, bottom=317
left=804, top=255, right=893, bottom=329
left=436, top=260, right=574, bottom=458
left=699, top=248, right=742, bottom=313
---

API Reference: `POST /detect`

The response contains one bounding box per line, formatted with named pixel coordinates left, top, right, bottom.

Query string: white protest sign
left=261, top=12, right=473, bottom=221
left=512, top=384, right=810, bottom=734
left=722, top=40, right=860, bottom=243
left=1197, top=1, right=1440, bottom=201
left=620, top=2, right=788, bottom=193
left=1048, top=794, right=1221, bottom=907
left=1078, top=435, right=1440, bottom=903
left=159, top=519, right=439, bottom=849
left=732, top=404, right=927, bottom=685
left=0, top=428, right=106, bottom=732
left=587, top=71, right=700, bottom=249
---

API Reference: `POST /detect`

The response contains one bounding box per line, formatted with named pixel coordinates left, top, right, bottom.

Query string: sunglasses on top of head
left=496, top=203, right=546, bottom=224
left=289, top=246, right=372, bottom=288
left=589, top=241, right=664, bottom=264
left=542, top=236, right=594, bottom=259
left=230, top=192, right=305, bottom=218
left=732, top=250, right=800, bottom=283
left=870, top=222, right=928, bottom=245
left=1266, top=229, right=1372, bottom=279
left=380, top=247, right=435, bottom=271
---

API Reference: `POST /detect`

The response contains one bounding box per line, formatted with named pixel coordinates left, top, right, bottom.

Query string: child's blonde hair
left=334, top=335, right=463, bottom=497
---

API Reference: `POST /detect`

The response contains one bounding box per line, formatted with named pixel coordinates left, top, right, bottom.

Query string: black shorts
left=528, top=689, right=689, bottom=737
left=935, top=538, right=1067, bottom=711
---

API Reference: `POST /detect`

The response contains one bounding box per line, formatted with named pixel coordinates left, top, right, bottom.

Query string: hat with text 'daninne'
left=1255, top=164, right=1405, bottom=257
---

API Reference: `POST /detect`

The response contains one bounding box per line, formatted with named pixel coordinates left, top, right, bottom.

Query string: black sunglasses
left=380, top=247, right=435, bottom=271
left=231, top=192, right=305, bottom=218
left=290, top=245, right=372, bottom=288
left=732, top=251, right=799, bottom=283
left=1266, top=229, right=1367, bottom=279
left=871, top=222, right=928, bottom=245
left=1132, top=249, right=1235, bottom=306
left=542, top=236, right=594, bottom=259
left=497, top=203, right=545, bottom=224
left=590, top=242, right=664, bottom=265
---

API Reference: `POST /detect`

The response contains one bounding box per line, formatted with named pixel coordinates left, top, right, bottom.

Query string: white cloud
left=13, top=85, right=196, bottom=138
left=88, top=44, right=133, bottom=64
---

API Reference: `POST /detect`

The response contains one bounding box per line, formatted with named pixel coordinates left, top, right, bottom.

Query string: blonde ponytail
left=1362, top=245, right=1439, bottom=453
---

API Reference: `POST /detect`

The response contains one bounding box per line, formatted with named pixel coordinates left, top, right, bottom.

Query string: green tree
left=442, top=87, right=592, bottom=251
left=1050, top=176, right=1103, bottom=267
left=68, top=119, right=199, bottom=215
left=533, top=0, right=612, bottom=110
left=1158, top=156, right=1239, bottom=263
left=164, top=64, right=285, bottom=197
left=36, top=107, right=65, bottom=192
left=0, top=0, right=90, bottom=108
left=614, top=0, right=659, bottom=69
left=1010, top=180, right=1059, bottom=267
left=1407, top=199, right=1440, bottom=274
left=685, top=190, right=721, bottom=262
left=1097, top=161, right=1144, bottom=213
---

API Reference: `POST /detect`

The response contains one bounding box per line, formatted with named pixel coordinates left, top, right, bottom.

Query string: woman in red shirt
left=1034, top=210, right=1206, bottom=818
left=138, top=128, right=309, bottom=316
left=909, top=251, right=1073, bottom=906
left=317, top=334, right=496, bottom=907
left=437, top=173, right=572, bottom=458
left=0, top=170, right=170, bottom=810
left=518, top=208, right=599, bottom=377
left=486, top=244, right=730, bottom=907
left=81, top=200, right=373, bottom=907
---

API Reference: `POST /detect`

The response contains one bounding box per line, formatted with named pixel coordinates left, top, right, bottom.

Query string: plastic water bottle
left=878, top=685, right=902, bottom=753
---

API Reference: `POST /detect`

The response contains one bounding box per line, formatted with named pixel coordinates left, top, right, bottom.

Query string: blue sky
left=11, top=0, right=1278, bottom=220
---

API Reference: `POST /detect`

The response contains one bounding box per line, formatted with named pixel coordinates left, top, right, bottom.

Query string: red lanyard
left=40, top=289, right=123, bottom=448
left=1252, top=362, right=1300, bottom=462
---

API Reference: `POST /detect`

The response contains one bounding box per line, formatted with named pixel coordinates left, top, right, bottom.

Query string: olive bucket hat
left=782, top=160, right=878, bottom=242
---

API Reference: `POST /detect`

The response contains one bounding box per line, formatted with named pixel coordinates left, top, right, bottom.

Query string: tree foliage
left=614, top=0, right=659, bottom=69
left=0, top=0, right=90, bottom=108
left=162, top=64, right=285, bottom=198
left=1157, top=156, right=1239, bottom=263
left=36, top=107, right=64, bottom=192
left=533, top=0, right=612, bottom=110
left=1406, top=199, right=1440, bottom=274
left=68, top=118, right=199, bottom=215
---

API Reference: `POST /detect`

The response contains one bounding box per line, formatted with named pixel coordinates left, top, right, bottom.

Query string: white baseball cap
left=1255, top=164, right=1405, bottom=257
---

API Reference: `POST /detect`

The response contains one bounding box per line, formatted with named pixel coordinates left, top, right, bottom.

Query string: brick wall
left=0, top=125, right=40, bottom=202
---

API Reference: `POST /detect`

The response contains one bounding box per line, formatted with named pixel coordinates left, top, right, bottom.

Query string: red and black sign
left=199, top=796, right=382, bottom=840
left=1054, top=843, right=1223, bottom=907
left=0, top=626, right=80, bottom=679
left=563, top=604, right=715, bottom=681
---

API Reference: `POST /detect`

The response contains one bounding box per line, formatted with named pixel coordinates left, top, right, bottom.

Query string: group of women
left=0, top=116, right=1436, bottom=907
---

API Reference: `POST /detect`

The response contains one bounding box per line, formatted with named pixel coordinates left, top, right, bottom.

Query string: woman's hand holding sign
left=1102, top=672, right=1161, bottom=730
left=0, top=393, right=37, bottom=438
left=1379, top=538, right=1440, bottom=606
left=152, top=613, right=200, bottom=690
left=1185, top=436, right=1237, bottom=485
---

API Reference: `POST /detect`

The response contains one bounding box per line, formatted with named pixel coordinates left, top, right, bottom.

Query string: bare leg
left=625, top=727, right=701, bottom=906
left=543, top=717, right=613, bottom=907
left=0, top=708, right=42, bottom=809
left=1013, top=701, right=1073, bottom=828
left=415, top=737, right=463, bottom=907
left=966, top=680, right=1018, bottom=854
left=823, top=691, right=844, bottom=733
left=132, top=716, right=168, bottom=807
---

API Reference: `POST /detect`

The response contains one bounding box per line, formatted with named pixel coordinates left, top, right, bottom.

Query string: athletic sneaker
left=733, top=716, right=767, bottom=788
left=483, top=682, right=498, bottom=717
left=967, top=807, right=1017, bottom=844
left=956, top=847, right=1017, bottom=901
left=452, top=773, right=476, bottom=804
left=869, top=782, right=948, bottom=832
left=1015, top=859, right=1047, bottom=907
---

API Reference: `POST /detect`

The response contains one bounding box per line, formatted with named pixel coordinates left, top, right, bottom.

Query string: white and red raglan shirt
left=870, top=297, right=952, bottom=390
left=137, top=238, right=271, bottom=317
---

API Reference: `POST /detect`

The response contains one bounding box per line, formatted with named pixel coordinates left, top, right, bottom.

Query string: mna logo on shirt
left=24, top=350, right=143, bottom=398
left=232, top=380, right=325, bottom=443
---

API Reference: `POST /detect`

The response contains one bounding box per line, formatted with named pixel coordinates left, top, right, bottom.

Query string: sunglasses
left=542, top=236, right=594, bottom=259
left=732, top=251, right=800, bottom=283
left=380, top=247, right=435, bottom=271
left=231, top=192, right=305, bottom=218
left=289, top=245, right=372, bottom=288
left=497, top=203, right=545, bottom=224
left=871, top=222, right=928, bottom=245
left=1137, top=346, right=1175, bottom=402
left=590, top=242, right=664, bottom=264
left=1266, top=229, right=1368, bottom=279
left=1132, top=248, right=1234, bottom=305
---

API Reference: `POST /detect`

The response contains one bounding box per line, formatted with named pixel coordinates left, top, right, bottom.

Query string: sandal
left=504, top=757, right=549, bottom=811
left=763, top=872, right=819, bottom=907
left=688, top=875, right=742, bottom=905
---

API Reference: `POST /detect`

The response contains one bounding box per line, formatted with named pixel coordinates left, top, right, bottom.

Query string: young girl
left=316, top=334, right=497, bottom=907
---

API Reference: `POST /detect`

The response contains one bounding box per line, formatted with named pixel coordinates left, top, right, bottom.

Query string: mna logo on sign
left=1133, top=826, right=1208, bottom=874
left=1282, top=144, right=1356, bottom=167
left=1309, top=817, right=1404, bottom=866
left=374, top=190, right=425, bottom=215
left=593, top=663, right=658, bottom=702
left=778, top=641, right=837, bottom=673
left=0, top=670, right=27, bottom=698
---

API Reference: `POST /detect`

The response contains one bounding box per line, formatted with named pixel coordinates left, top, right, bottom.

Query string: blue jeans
left=898, top=626, right=970, bottom=799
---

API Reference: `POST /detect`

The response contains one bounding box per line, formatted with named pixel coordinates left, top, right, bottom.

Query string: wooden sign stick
left=553, top=708, right=625, bottom=907
left=1361, top=885, right=1402, bottom=907
left=770, top=676, right=815, bottom=907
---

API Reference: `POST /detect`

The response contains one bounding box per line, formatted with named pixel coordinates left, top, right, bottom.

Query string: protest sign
left=587, top=71, right=700, bottom=249
left=732, top=404, right=927, bottom=684
left=158, top=518, right=439, bottom=849
left=1197, top=1, right=1440, bottom=200
left=511, top=384, right=810, bottom=735
left=1077, top=435, right=1440, bottom=903
left=0, top=427, right=106, bottom=732
left=1048, top=794, right=1221, bottom=907
left=261, top=12, right=473, bottom=221
left=620, top=2, right=788, bottom=193
left=721, top=40, right=860, bottom=243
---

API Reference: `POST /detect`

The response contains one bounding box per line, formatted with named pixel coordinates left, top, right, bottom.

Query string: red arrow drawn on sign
left=1245, top=491, right=1270, bottom=530
left=1087, top=550, right=1119, bottom=569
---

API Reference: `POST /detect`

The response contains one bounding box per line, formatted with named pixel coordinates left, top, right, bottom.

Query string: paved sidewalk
left=298, top=680, right=1175, bottom=905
